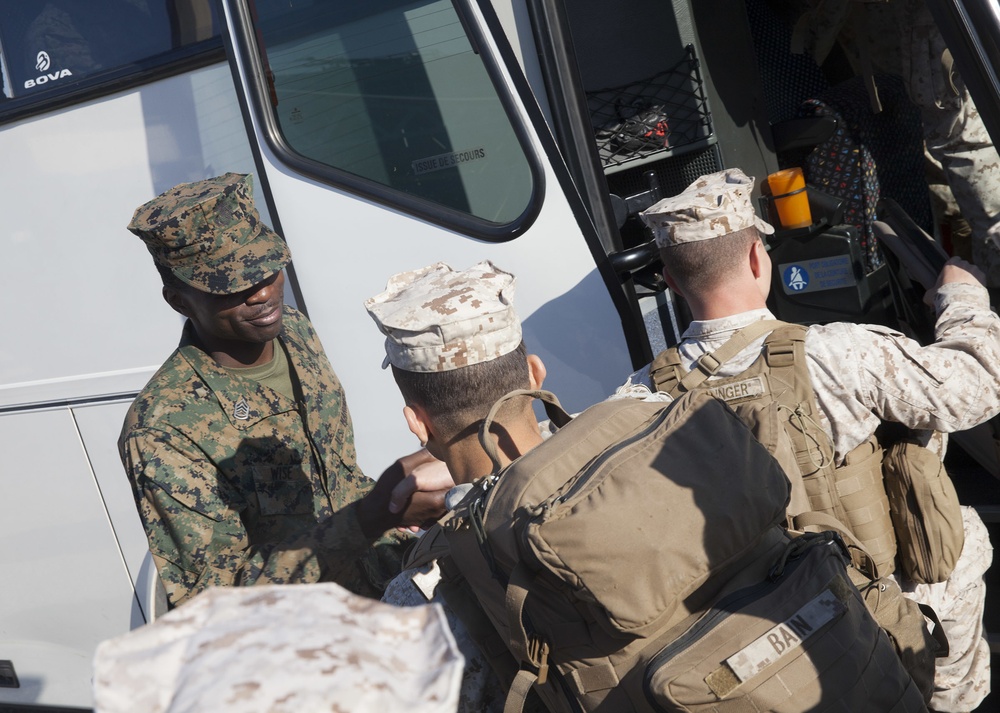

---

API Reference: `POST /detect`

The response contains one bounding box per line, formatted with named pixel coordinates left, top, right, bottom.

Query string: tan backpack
left=410, top=389, right=925, bottom=712
left=649, top=320, right=898, bottom=575
left=649, top=320, right=952, bottom=698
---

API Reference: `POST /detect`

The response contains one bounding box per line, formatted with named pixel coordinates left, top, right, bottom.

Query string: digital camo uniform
left=625, top=168, right=996, bottom=712
left=120, top=307, right=406, bottom=606
left=367, top=261, right=524, bottom=713
left=120, top=173, right=406, bottom=608
left=93, top=582, right=464, bottom=713
left=792, top=0, right=1000, bottom=287
left=384, top=563, right=506, bottom=713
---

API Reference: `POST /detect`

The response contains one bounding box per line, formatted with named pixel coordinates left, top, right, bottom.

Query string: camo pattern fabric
left=384, top=564, right=506, bottom=713
left=899, top=506, right=993, bottom=713
left=127, top=173, right=291, bottom=295
left=93, top=582, right=463, bottom=713
left=365, top=260, right=522, bottom=373
left=119, top=307, right=408, bottom=608
left=626, top=281, right=997, bottom=711
left=639, top=168, right=775, bottom=247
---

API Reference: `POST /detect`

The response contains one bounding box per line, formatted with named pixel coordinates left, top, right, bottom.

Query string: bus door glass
left=238, top=0, right=538, bottom=230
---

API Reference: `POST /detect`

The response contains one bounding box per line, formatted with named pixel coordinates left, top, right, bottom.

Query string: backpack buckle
left=528, top=636, right=551, bottom=685
left=765, top=341, right=795, bottom=367
left=695, top=352, right=722, bottom=376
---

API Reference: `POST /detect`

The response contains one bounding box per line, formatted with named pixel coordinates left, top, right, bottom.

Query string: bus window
left=0, top=1, right=218, bottom=99
left=244, top=0, right=537, bottom=229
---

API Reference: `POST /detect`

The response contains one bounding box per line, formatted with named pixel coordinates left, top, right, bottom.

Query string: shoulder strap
left=651, top=319, right=789, bottom=395
left=649, top=346, right=684, bottom=395
left=479, top=390, right=571, bottom=472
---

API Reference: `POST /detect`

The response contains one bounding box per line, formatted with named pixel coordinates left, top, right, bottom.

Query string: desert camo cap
left=639, top=168, right=774, bottom=247
left=365, top=261, right=521, bottom=373
left=127, top=173, right=291, bottom=295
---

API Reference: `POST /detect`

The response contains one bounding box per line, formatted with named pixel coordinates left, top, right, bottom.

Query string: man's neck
left=190, top=326, right=276, bottom=368
left=443, top=418, right=544, bottom=484
left=687, top=285, right=768, bottom=321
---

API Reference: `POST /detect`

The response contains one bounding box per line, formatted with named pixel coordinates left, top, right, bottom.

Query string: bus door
left=219, top=0, right=648, bottom=474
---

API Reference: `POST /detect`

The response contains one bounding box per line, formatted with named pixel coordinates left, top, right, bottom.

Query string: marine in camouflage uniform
left=626, top=169, right=995, bottom=712
left=368, top=261, right=546, bottom=713
left=792, top=0, right=1000, bottom=287
left=120, top=173, right=418, bottom=608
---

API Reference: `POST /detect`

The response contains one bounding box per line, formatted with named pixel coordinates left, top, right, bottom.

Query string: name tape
left=724, top=586, right=847, bottom=683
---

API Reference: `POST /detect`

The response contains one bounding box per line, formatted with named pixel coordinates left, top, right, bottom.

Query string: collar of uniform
left=680, top=308, right=776, bottom=341
left=177, top=320, right=299, bottom=429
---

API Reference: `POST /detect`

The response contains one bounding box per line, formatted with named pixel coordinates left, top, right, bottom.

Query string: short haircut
left=391, top=342, right=531, bottom=438
left=660, top=226, right=760, bottom=295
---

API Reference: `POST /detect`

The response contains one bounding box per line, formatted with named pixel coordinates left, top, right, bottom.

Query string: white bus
left=0, top=0, right=996, bottom=709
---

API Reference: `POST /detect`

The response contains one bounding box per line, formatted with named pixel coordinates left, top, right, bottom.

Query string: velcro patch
left=706, top=376, right=767, bottom=403
left=720, top=586, right=846, bottom=685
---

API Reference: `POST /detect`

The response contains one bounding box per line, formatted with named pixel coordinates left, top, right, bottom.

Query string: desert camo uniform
left=370, top=261, right=528, bottom=713
left=623, top=168, right=995, bottom=712
left=120, top=173, right=405, bottom=608
left=93, top=582, right=465, bottom=713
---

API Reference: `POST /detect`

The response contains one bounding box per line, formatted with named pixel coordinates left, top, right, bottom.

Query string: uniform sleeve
left=808, top=282, right=1000, bottom=446
left=121, top=427, right=407, bottom=608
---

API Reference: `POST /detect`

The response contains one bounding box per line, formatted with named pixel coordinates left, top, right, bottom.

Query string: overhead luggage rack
left=587, top=44, right=715, bottom=173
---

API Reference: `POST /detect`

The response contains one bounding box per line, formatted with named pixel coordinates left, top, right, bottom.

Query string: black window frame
left=225, top=0, right=545, bottom=243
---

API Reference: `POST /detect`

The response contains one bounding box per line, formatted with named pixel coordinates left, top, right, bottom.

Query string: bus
left=0, top=0, right=995, bottom=709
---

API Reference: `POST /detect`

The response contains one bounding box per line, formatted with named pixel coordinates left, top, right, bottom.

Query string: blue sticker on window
left=778, top=255, right=856, bottom=295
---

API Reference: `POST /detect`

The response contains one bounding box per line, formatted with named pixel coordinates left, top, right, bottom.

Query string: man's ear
left=403, top=404, right=432, bottom=446
left=527, top=354, right=547, bottom=390
left=163, top=285, right=191, bottom=318
left=662, top=268, right=683, bottom=297
left=748, top=238, right=767, bottom=279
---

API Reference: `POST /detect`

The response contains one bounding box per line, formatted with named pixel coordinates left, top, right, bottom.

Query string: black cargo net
left=586, top=45, right=713, bottom=170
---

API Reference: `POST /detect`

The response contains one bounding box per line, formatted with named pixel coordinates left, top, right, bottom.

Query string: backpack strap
left=501, top=561, right=552, bottom=713
left=677, top=319, right=788, bottom=392
left=651, top=319, right=788, bottom=396
left=479, top=390, right=572, bottom=472
left=435, top=556, right=522, bottom=684
left=649, top=347, right=685, bottom=395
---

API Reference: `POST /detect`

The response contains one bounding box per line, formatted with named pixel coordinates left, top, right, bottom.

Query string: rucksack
left=649, top=319, right=947, bottom=698
left=650, top=319, right=897, bottom=573
left=409, top=389, right=925, bottom=712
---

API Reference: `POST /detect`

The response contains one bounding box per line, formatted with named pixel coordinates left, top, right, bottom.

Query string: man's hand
left=925, top=257, right=986, bottom=305
left=357, top=449, right=454, bottom=538
left=389, top=457, right=455, bottom=532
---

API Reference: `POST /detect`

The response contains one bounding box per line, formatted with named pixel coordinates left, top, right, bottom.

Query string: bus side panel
left=0, top=408, right=137, bottom=709
left=0, top=61, right=264, bottom=707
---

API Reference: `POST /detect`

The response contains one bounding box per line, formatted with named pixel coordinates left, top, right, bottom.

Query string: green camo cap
left=127, top=173, right=291, bottom=295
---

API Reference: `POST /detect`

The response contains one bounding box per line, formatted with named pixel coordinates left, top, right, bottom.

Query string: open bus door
left=217, top=0, right=660, bottom=474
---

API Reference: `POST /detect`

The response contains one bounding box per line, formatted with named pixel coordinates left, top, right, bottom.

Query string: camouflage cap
left=365, top=261, right=521, bottom=373
left=639, top=168, right=774, bottom=247
left=127, top=173, right=291, bottom=295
